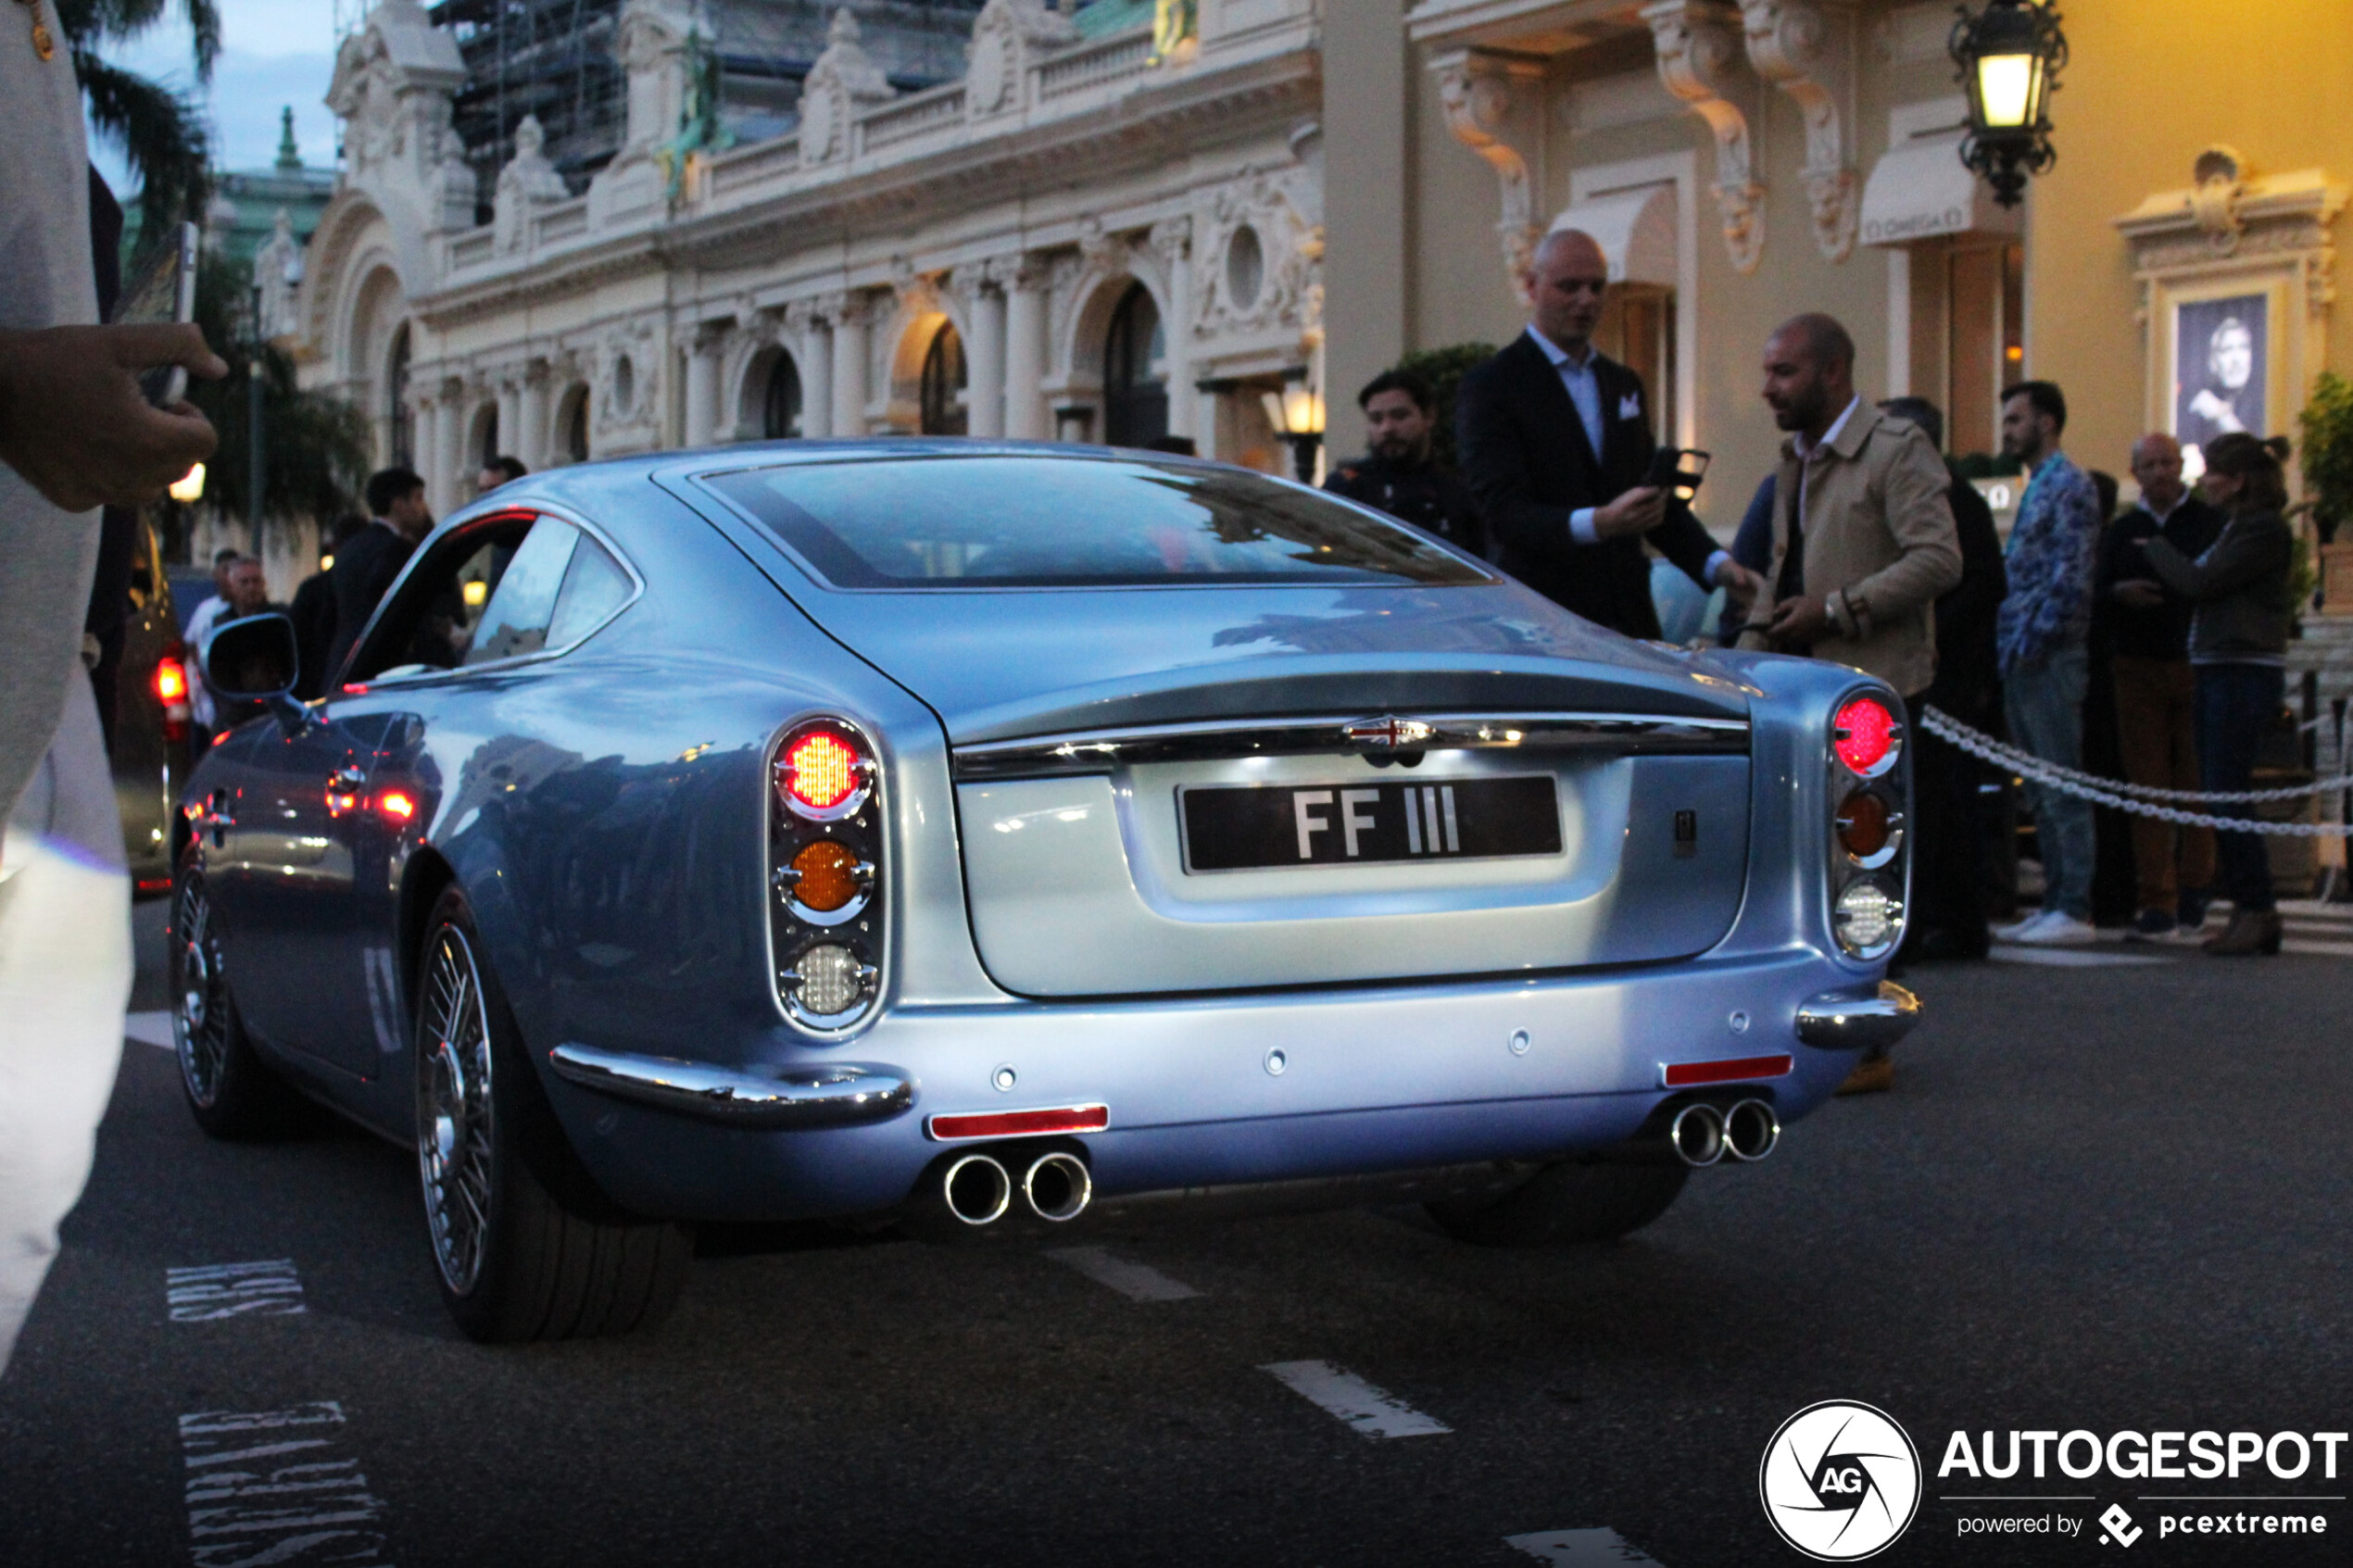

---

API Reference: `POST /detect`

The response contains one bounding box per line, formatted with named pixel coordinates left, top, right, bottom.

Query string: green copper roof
left=1073, top=0, right=1154, bottom=39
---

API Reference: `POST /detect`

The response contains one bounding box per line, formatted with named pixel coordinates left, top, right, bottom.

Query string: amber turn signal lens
left=789, top=839, right=863, bottom=912
left=1835, top=790, right=1891, bottom=859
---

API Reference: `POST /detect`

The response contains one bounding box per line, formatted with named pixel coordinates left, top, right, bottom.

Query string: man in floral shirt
left=1994, top=381, right=2104, bottom=945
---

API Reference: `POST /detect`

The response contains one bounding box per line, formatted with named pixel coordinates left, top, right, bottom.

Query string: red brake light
left=777, top=725, right=870, bottom=820
left=378, top=790, right=417, bottom=822
left=154, top=656, right=188, bottom=707
left=1833, top=696, right=1897, bottom=776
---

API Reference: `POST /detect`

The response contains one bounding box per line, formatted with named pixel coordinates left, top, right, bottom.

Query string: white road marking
left=1505, top=1527, right=1667, bottom=1564
left=168, top=1261, right=306, bottom=1322
left=1259, top=1360, right=1451, bottom=1439
left=2284, top=939, right=2353, bottom=958
left=1988, top=944, right=2171, bottom=968
left=178, top=1402, right=394, bottom=1565
left=126, top=1010, right=174, bottom=1050
left=1045, top=1246, right=1202, bottom=1302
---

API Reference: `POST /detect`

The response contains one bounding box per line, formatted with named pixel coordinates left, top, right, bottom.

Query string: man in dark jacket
left=326, top=468, right=433, bottom=680
left=289, top=513, right=366, bottom=699
left=1324, top=370, right=1485, bottom=558
left=2097, top=433, right=2225, bottom=938
left=1880, top=397, right=2007, bottom=962
left=1456, top=230, right=1759, bottom=637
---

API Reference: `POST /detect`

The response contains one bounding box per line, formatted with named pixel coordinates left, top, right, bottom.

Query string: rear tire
left=170, top=847, right=305, bottom=1139
left=1425, top=1160, right=1689, bottom=1246
left=414, top=887, right=691, bottom=1342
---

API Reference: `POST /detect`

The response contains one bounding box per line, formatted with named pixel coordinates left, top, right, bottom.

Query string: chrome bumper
left=1793, top=981, right=1922, bottom=1053
left=547, top=1043, right=914, bottom=1130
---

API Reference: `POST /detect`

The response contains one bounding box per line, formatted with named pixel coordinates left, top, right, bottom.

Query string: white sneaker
left=2011, top=911, right=2098, bottom=946
left=1992, top=910, right=2052, bottom=943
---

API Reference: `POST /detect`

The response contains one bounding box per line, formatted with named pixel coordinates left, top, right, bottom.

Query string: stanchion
left=2332, top=696, right=2353, bottom=903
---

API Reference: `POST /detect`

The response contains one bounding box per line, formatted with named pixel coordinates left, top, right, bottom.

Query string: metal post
left=2335, top=696, right=2352, bottom=902
left=248, top=282, right=266, bottom=560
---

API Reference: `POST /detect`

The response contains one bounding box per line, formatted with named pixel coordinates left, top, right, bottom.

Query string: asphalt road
left=2, top=903, right=2347, bottom=1568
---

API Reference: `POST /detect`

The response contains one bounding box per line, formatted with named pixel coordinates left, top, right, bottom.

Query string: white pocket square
left=1618, top=394, right=1642, bottom=420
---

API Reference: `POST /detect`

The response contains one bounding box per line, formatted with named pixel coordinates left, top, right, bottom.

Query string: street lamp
left=1260, top=382, right=1326, bottom=485
left=1950, top=0, right=2068, bottom=208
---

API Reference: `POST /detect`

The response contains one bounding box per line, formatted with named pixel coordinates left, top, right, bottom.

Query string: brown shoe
left=2202, top=909, right=2283, bottom=957
left=1834, top=1054, right=1894, bottom=1096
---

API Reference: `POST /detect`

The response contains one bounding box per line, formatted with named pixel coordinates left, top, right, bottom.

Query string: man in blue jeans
left=1993, top=382, right=2104, bottom=945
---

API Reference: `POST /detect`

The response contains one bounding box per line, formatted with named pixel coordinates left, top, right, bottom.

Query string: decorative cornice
left=1741, top=0, right=1856, bottom=263
left=1643, top=0, right=1764, bottom=275
left=1429, top=47, right=1548, bottom=304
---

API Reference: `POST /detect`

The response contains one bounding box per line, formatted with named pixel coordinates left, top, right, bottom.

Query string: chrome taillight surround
left=1827, top=690, right=1910, bottom=961
left=768, top=718, right=884, bottom=1032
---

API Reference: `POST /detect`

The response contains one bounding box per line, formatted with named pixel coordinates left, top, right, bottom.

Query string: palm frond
left=75, top=49, right=211, bottom=238
left=55, top=0, right=217, bottom=82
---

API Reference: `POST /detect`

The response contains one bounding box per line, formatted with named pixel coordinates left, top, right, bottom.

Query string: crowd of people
left=1317, top=227, right=2304, bottom=1006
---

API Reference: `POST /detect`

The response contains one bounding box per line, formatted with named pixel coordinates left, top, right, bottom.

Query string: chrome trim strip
left=547, top=1043, right=913, bottom=1129
left=1793, top=981, right=1922, bottom=1052
left=952, top=711, right=1750, bottom=779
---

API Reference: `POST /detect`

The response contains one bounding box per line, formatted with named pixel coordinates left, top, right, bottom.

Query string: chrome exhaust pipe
left=1023, top=1150, right=1092, bottom=1223
left=1723, top=1098, right=1780, bottom=1162
left=941, top=1152, right=1013, bottom=1226
left=1668, top=1103, right=1725, bottom=1168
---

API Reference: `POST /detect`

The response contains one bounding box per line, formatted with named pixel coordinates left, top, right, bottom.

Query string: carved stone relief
left=967, top=0, right=1078, bottom=120
left=1643, top=0, right=1764, bottom=274
left=1742, top=0, right=1856, bottom=262
left=1429, top=48, right=1547, bottom=303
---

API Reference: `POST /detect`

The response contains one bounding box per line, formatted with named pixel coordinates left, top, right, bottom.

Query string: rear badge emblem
left=1344, top=716, right=1435, bottom=750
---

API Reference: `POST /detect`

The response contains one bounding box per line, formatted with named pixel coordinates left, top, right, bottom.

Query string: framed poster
left=2172, top=292, right=2268, bottom=452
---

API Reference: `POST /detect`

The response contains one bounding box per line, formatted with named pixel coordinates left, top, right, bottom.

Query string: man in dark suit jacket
left=1456, top=229, right=1759, bottom=638
left=326, top=467, right=434, bottom=682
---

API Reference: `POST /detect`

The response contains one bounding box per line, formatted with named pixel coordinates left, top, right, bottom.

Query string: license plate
left=1179, top=776, right=1562, bottom=872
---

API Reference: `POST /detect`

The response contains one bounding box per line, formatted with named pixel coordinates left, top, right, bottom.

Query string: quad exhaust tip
left=942, top=1152, right=1013, bottom=1225
left=1669, top=1103, right=1724, bottom=1167
left=1724, top=1098, right=1780, bottom=1162
left=1023, top=1151, right=1092, bottom=1223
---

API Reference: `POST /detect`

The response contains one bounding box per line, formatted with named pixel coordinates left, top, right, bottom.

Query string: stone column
left=433, top=386, right=461, bottom=512
left=684, top=328, right=720, bottom=447
left=830, top=295, right=870, bottom=437
left=1150, top=220, right=1195, bottom=439
left=495, top=378, right=522, bottom=465
left=799, top=310, right=834, bottom=439
left=410, top=387, right=440, bottom=508
left=966, top=272, right=1008, bottom=438
left=1002, top=259, right=1047, bottom=440
left=518, top=366, right=550, bottom=470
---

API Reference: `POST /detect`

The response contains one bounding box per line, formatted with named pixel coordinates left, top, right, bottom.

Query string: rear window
left=701, top=455, right=1490, bottom=589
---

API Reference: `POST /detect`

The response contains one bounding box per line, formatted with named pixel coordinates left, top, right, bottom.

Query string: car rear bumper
left=538, top=953, right=1910, bottom=1223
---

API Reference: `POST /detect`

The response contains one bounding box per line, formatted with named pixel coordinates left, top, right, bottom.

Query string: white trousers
left=0, top=775, right=130, bottom=1377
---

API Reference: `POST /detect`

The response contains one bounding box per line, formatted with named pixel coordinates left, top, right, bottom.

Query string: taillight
left=155, top=644, right=190, bottom=744
left=769, top=718, right=883, bottom=1029
left=1827, top=691, right=1908, bottom=960
left=1832, top=696, right=1898, bottom=778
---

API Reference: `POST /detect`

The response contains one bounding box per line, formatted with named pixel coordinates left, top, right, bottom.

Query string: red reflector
left=1833, top=696, right=1895, bottom=775
left=135, top=877, right=173, bottom=895
left=784, top=729, right=862, bottom=811
left=1662, top=1055, right=1793, bottom=1088
left=925, top=1104, right=1110, bottom=1142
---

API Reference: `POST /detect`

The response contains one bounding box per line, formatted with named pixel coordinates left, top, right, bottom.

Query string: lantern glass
left=1260, top=390, right=1288, bottom=434
left=1283, top=386, right=1326, bottom=436
left=1975, top=50, right=2041, bottom=129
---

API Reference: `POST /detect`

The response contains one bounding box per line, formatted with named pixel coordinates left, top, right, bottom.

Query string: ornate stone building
left=294, top=0, right=1325, bottom=516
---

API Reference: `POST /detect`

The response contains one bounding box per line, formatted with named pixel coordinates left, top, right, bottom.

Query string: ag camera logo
left=1760, top=1400, right=1923, bottom=1561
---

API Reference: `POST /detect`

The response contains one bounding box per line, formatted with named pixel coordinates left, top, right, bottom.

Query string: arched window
left=763, top=352, right=802, bottom=439
left=1102, top=283, right=1167, bottom=448
left=386, top=322, right=413, bottom=467
left=919, top=322, right=967, bottom=435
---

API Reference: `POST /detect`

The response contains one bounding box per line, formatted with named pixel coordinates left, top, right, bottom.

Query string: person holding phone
left=1455, top=229, right=1762, bottom=638
left=0, top=31, right=226, bottom=1377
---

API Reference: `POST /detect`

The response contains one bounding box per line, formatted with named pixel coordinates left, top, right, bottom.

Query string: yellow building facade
left=1324, top=0, right=2352, bottom=529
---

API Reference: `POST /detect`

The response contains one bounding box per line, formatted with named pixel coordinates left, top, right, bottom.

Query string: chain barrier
left=1918, top=706, right=2353, bottom=837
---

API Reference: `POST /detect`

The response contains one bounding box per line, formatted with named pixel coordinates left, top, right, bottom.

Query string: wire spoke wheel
left=416, top=923, right=497, bottom=1297
left=171, top=871, right=233, bottom=1109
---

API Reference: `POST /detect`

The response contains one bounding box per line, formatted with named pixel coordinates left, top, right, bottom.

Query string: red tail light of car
left=775, top=726, right=873, bottom=822
left=1831, top=696, right=1898, bottom=778
left=155, top=643, right=190, bottom=743
left=769, top=719, right=883, bottom=1030
left=1827, top=691, right=1908, bottom=960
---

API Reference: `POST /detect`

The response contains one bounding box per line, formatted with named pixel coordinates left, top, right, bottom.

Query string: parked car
left=172, top=443, right=1919, bottom=1342
left=115, top=513, right=191, bottom=897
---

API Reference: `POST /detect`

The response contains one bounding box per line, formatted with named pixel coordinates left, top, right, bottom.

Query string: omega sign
left=1861, top=207, right=1969, bottom=245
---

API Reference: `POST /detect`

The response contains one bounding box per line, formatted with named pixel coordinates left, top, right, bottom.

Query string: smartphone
left=114, top=220, right=201, bottom=407
left=1643, top=445, right=1711, bottom=503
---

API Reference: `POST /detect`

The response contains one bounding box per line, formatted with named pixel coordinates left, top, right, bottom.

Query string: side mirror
left=200, top=613, right=308, bottom=734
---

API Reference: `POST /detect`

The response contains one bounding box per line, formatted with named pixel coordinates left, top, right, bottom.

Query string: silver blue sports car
left=175, top=442, right=1919, bottom=1341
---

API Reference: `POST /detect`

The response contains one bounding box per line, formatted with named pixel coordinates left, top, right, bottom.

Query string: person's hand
left=1767, top=593, right=1830, bottom=646
left=2112, top=579, right=2166, bottom=610
left=1713, top=558, right=1765, bottom=613
left=2187, top=388, right=2245, bottom=433
left=0, top=323, right=228, bottom=511
left=1591, top=483, right=1667, bottom=540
